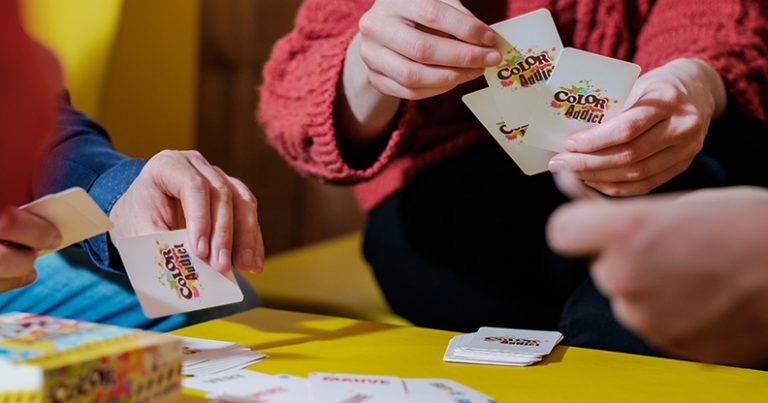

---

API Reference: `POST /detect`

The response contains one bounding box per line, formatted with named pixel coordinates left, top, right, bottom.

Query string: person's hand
left=356, top=0, right=500, bottom=100
left=548, top=58, right=727, bottom=196
left=109, top=150, right=264, bottom=274
left=547, top=187, right=768, bottom=366
left=0, top=206, right=61, bottom=292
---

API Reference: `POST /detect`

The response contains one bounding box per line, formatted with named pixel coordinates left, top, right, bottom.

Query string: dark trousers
left=363, top=117, right=768, bottom=357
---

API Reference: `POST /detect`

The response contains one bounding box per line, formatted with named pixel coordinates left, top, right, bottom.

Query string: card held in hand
left=484, top=9, right=564, bottom=131
left=114, top=229, right=244, bottom=318
left=524, top=47, right=641, bottom=152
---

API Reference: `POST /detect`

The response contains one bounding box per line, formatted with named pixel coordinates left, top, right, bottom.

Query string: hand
left=547, top=187, right=768, bottom=366
left=0, top=206, right=61, bottom=292
left=109, top=150, right=264, bottom=274
left=548, top=58, right=727, bottom=196
left=356, top=0, right=500, bottom=100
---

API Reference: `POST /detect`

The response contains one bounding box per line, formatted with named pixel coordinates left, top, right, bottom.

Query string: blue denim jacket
left=34, top=95, right=146, bottom=273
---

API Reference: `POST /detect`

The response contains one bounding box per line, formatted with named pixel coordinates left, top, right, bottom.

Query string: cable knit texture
left=259, top=0, right=768, bottom=212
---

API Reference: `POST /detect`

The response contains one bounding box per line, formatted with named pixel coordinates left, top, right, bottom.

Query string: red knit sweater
left=259, top=0, right=768, bottom=212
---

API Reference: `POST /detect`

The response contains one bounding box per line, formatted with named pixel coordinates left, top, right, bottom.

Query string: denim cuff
left=81, top=158, right=146, bottom=273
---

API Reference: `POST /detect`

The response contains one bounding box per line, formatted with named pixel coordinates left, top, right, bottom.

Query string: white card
left=462, top=327, right=563, bottom=356
left=20, top=187, right=113, bottom=255
left=463, top=88, right=555, bottom=175
left=524, top=48, right=641, bottom=151
left=308, top=372, right=406, bottom=403
left=114, top=229, right=244, bottom=318
left=404, top=378, right=494, bottom=403
left=184, top=370, right=309, bottom=403
left=485, top=9, right=563, bottom=130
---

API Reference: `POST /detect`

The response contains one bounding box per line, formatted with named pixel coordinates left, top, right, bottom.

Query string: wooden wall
left=196, top=0, right=364, bottom=254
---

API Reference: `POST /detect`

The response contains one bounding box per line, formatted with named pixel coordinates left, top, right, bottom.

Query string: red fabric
left=259, top=0, right=768, bottom=212
left=0, top=1, right=60, bottom=206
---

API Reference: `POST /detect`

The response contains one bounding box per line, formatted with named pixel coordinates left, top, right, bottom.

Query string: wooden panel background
left=196, top=0, right=363, bottom=253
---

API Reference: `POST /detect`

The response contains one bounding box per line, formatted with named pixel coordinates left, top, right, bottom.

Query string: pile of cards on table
left=184, top=370, right=494, bottom=402
left=444, top=327, right=563, bottom=366
left=176, top=336, right=268, bottom=376
left=464, top=8, right=641, bottom=175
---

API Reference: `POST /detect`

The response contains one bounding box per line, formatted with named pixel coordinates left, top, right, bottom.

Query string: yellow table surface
left=172, top=308, right=767, bottom=402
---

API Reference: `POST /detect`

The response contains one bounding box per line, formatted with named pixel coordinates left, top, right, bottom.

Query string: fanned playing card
left=484, top=9, right=564, bottom=131
left=463, top=88, right=555, bottom=175
left=524, top=47, right=641, bottom=151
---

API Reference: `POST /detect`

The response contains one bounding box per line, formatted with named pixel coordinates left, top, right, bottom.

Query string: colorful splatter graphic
left=496, top=122, right=528, bottom=143
left=549, top=79, right=618, bottom=124
left=484, top=336, right=542, bottom=347
left=155, top=241, right=203, bottom=300
left=495, top=46, right=557, bottom=91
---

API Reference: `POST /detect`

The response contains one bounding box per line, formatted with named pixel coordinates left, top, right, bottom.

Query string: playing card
left=308, top=372, right=407, bottom=403
left=20, top=187, right=112, bottom=255
left=404, top=378, right=494, bottom=403
left=114, top=229, right=244, bottom=318
left=484, top=9, right=563, bottom=130
left=462, top=327, right=563, bottom=357
left=524, top=47, right=641, bottom=152
left=184, top=370, right=309, bottom=403
left=463, top=88, right=555, bottom=175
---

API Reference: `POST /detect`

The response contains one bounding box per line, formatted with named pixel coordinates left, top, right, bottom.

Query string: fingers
left=223, top=174, right=265, bottom=274
left=361, top=44, right=483, bottom=99
left=550, top=119, right=675, bottom=173
left=151, top=151, right=212, bottom=259
left=546, top=199, right=653, bottom=256
left=357, top=0, right=499, bottom=100
left=584, top=159, right=692, bottom=197
left=571, top=144, right=688, bottom=183
left=0, top=244, right=37, bottom=291
left=186, top=156, right=235, bottom=274
left=371, top=24, right=498, bottom=68
left=0, top=206, right=61, bottom=250
left=399, top=0, right=495, bottom=47
left=564, top=98, right=668, bottom=153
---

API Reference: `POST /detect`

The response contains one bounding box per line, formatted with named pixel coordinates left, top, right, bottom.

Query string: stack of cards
left=176, top=336, right=268, bottom=376
left=114, top=229, right=245, bottom=318
left=184, top=370, right=494, bottom=402
left=444, top=327, right=563, bottom=366
left=464, top=9, right=641, bottom=175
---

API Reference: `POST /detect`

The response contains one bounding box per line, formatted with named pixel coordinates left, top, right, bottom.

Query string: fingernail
left=218, top=249, right=231, bottom=268
left=48, top=234, right=62, bottom=249
left=485, top=51, right=501, bottom=66
left=254, top=255, right=264, bottom=273
left=482, top=31, right=496, bottom=46
left=240, top=249, right=255, bottom=267
left=549, top=159, right=565, bottom=173
left=197, top=236, right=209, bottom=257
left=564, top=140, right=579, bottom=152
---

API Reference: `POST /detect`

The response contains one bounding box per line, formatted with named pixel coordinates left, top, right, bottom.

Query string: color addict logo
left=550, top=80, right=617, bottom=124
left=156, top=241, right=202, bottom=300
left=484, top=336, right=542, bottom=347
left=496, top=121, right=528, bottom=143
left=495, top=46, right=556, bottom=90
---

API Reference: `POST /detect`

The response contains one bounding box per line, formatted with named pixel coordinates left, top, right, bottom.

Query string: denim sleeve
left=33, top=94, right=146, bottom=273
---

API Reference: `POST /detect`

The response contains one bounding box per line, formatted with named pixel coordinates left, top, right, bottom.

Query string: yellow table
left=173, top=308, right=767, bottom=402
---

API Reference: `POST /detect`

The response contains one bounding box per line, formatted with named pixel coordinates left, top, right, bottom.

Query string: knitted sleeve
left=258, top=0, right=419, bottom=184
left=633, top=0, right=768, bottom=119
